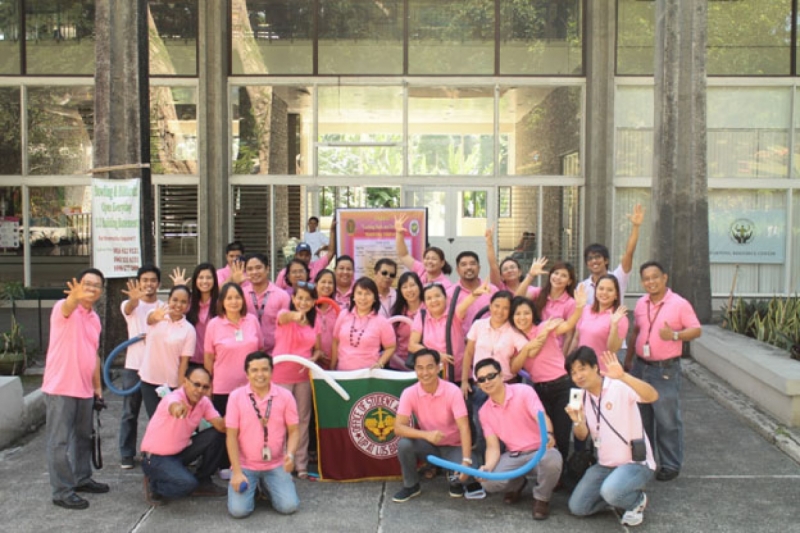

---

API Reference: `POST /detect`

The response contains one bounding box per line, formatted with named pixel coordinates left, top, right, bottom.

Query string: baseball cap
left=295, top=242, right=312, bottom=253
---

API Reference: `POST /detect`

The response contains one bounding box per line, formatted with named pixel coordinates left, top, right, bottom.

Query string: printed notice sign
left=91, top=178, right=142, bottom=277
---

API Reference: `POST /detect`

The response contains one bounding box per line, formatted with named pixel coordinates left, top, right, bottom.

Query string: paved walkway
left=1, top=363, right=799, bottom=533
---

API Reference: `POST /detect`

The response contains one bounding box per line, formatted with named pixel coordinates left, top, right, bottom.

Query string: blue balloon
left=426, top=411, right=548, bottom=481
left=102, top=335, right=145, bottom=396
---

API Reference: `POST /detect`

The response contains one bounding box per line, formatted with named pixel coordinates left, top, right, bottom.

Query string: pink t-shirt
left=272, top=310, right=321, bottom=384
left=190, top=298, right=212, bottom=364
left=139, top=315, right=196, bottom=388
left=317, top=304, right=338, bottom=361
left=397, top=380, right=468, bottom=447
left=390, top=305, right=420, bottom=368
left=121, top=299, right=160, bottom=370
left=140, top=387, right=221, bottom=456
left=226, top=383, right=299, bottom=471
left=411, top=309, right=466, bottom=380
left=577, top=309, right=629, bottom=372
left=583, top=378, right=656, bottom=469
left=275, top=256, right=331, bottom=289
left=204, top=314, right=263, bottom=394
left=479, top=384, right=547, bottom=453
left=378, top=288, right=397, bottom=318
left=633, top=289, right=701, bottom=361
left=242, top=282, right=291, bottom=356
left=412, top=259, right=452, bottom=289
left=333, top=310, right=396, bottom=370
left=521, top=323, right=568, bottom=384
left=447, top=279, right=498, bottom=335
left=42, top=300, right=101, bottom=399
left=333, top=286, right=353, bottom=310
left=466, top=319, right=524, bottom=382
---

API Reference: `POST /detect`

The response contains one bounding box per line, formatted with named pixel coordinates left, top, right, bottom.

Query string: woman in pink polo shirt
left=331, top=277, right=396, bottom=371
left=313, top=269, right=338, bottom=370
left=333, top=255, right=355, bottom=309
left=394, top=215, right=453, bottom=288
left=571, top=274, right=629, bottom=373
left=408, top=282, right=465, bottom=381
left=389, top=271, right=423, bottom=369
left=509, top=288, right=587, bottom=463
left=281, top=259, right=310, bottom=296
left=138, top=285, right=196, bottom=417
left=516, top=260, right=578, bottom=353
left=272, top=281, right=323, bottom=480
left=204, top=282, right=263, bottom=417
left=184, top=263, right=219, bottom=369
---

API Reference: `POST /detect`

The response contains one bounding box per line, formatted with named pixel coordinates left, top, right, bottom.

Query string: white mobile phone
left=569, top=388, right=584, bottom=410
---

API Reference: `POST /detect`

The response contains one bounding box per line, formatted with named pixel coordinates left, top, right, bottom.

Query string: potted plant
left=0, top=281, right=27, bottom=376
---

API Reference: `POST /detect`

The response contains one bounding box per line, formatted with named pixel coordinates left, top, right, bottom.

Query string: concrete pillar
left=198, top=0, right=230, bottom=265
left=651, top=0, right=712, bottom=322
left=582, top=0, right=616, bottom=257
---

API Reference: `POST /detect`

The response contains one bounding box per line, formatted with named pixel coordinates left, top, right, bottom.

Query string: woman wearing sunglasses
left=272, top=280, right=324, bottom=480
left=373, top=258, right=398, bottom=318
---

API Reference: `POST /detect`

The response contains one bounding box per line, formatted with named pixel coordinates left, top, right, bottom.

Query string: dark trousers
left=141, top=381, right=164, bottom=419
left=45, top=394, right=94, bottom=499
left=119, top=369, right=142, bottom=458
left=212, top=393, right=231, bottom=469
left=533, top=375, right=572, bottom=462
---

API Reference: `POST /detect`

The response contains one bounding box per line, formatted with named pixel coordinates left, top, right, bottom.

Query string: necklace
left=349, top=313, right=372, bottom=348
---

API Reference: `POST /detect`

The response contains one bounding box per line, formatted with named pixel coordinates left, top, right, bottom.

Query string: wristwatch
left=461, top=457, right=473, bottom=465
left=672, top=331, right=680, bottom=341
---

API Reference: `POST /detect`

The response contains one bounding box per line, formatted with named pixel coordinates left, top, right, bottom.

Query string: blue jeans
left=227, top=466, right=299, bottom=518
left=568, top=463, right=654, bottom=515
left=631, top=357, right=683, bottom=471
left=118, top=369, right=142, bottom=458
left=45, top=394, right=94, bottom=499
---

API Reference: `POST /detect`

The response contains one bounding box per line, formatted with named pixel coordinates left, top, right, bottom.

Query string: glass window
left=232, top=85, right=312, bottom=175
left=409, top=86, right=495, bottom=175
left=0, top=0, right=21, bottom=74
left=318, top=0, right=402, bottom=75
left=793, top=191, right=800, bottom=292
left=616, top=0, right=655, bottom=76
left=613, top=188, right=652, bottom=294
left=615, top=86, right=654, bottom=178
left=0, top=186, right=22, bottom=283
left=231, top=0, right=313, bottom=75
left=149, top=0, right=198, bottom=76
left=25, top=0, right=94, bottom=75
left=318, top=86, right=403, bottom=176
left=150, top=86, right=198, bottom=174
left=158, top=185, right=197, bottom=272
left=27, top=86, right=94, bottom=175
left=0, top=87, right=21, bottom=175
left=500, top=85, right=581, bottom=176
left=708, top=87, right=790, bottom=179
left=408, top=0, right=494, bottom=75
left=499, top=0, right=582, bottom=75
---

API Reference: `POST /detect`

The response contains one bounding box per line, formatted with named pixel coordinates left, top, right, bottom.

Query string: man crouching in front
left=226, top=351, right=300, bottom=518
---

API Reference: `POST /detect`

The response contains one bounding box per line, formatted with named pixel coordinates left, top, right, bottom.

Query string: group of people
left=41, top=206, right=702, bottom=526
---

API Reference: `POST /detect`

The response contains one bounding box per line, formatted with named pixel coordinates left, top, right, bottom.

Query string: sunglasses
left=189, top=381, right=211, bottom=391
left=297, top=281, right=316, bottom=290
left=475, top=371, right=500, bottom=384
left=379, top=270, right=397, bottom=279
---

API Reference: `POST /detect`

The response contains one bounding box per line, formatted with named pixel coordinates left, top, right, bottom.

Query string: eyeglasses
left=379, top=270, right=397, bottom=279
left=189, top=381, right=211, bottom=391
left=297, top=281, right=316, bottom=290
left=475, top=372, right=500, bottom=384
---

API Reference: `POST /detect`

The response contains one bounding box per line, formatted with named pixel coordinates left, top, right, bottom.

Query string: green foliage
left=722, top=296, right=800, bottom=357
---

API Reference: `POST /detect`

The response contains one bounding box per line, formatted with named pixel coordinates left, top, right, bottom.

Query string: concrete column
left=198, top=0, right=230, bottom=265
left=582, top=0, right=617, bottom=256
left=651, top=0, right=712, bottom=322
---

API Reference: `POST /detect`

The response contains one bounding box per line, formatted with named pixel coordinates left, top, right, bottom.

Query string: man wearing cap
left=303, top=216, right=329, bottom=257
left=140, top=367, right=227, bottom=505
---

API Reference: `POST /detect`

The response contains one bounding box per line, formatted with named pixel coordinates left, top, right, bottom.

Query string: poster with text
left=91, top=178, right=142, bottom=277
left=709, top=208, right=785, bottom=264
left=336, top=208, right=427, bottom=279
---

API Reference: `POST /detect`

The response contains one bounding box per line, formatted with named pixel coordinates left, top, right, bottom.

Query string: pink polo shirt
left=121, top=299, right=160, bottom=370
left=204, top=314, right=263, bottom=394
left=447, top=279, right=498, bottom=335
left=479, top=384, right=546, bottom=453
left=466, top=319, right=525, bottom=382
left=42, top=300, right=101, bottom=399
left=391, top=305, right=421, bottom=368
left=333, top=310, right=396, bottom=370
left=216, top=265, right=232, bottom=287
left=412, top=309, right=466, bottom=380
left=242, top=282, right=291, bottom=355
left=272, top=310, right=321, bottom=384
left=583, top=378, right=655, bottom=469
left=378, top=288, right=397, bottom=318
left=412, top=259, right=452, bottom=289
left=317, top=305, right=338, bottom=360
left=140, top=388, right=221, bottom=456
left=275, top=256, right=331, bottom=289
left=190, top=299, right=212, bottom=364
left=397, top=380, right=468, bottom=447
left=521, top=323, right=568, bottom=384
left=333, top=285, right=353, bottom=310
left=633, top=289, right=701, bottom=361
left=577, top=309, right=629, bottom=372
left=139, top=315, right=196, bottom=388
left=527, top=287, right=576, bottom=322
left=226, top=383, right=299, bottom=471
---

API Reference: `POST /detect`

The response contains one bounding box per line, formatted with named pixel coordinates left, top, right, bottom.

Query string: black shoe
left=120, top=456, right=135, bottom=470
left=392, top=484, right=421, bottom=503
left=75, top=479, right=110, bottom=494
left=53, top=493, right=89, bottom=510
left=656, top=468, right=680, bottom=482
left=448, top=482, right=465, bottom=498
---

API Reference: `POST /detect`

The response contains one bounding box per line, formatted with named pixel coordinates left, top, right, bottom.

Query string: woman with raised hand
left=272, top=280, right=324, bottom=480
left=330, top=277, right=396, bottom=371
left=408, top=282, right=465, bottom=381
left=485, top=227, right=530, bottom=294
left=516, top=260, right=579, bottom=353
left=138, top=285, right=196, bottom=417
left=570, top=274, right=629, bottom=373
left=174, top=263, right=219, bottom=370
left=333, top=255, right=356, bottom=309
left=389, top=271, right=424, bottom=369
left=394, top=215, right=452, bottom=288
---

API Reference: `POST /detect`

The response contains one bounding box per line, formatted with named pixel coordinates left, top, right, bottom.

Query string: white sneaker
left=218, top=468, right=232, bottom=481
left=620, top=492, right=647, bottom=527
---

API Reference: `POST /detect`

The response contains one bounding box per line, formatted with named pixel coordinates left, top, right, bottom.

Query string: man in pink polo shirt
left=216, top=241, right=246, bottom=287
left=140, top=366, right=226, bottom=505
left=625, top=261, right=701, bottom=483
left=242, top=253, right=290, bottom=355
left=227, top=351, right=300, bottom=518
left=42, top=269, right=109, bottom=510
left=392, top=349, right=483, bottom=503
left=476, top=359, right=562, bottom=521
left=447, top=251, right=499, bottom=336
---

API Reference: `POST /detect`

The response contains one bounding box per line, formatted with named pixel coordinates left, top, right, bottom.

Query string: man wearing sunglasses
left=475, top=359, right=563, bottom=520
left=373, top=257, right=398, bottom=317
left=140, top=367, right=227, bottom=505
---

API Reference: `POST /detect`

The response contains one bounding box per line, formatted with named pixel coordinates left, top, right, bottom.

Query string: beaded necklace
left=349, top=313, right=373, bottom=348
